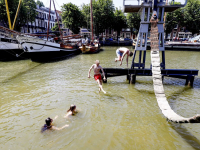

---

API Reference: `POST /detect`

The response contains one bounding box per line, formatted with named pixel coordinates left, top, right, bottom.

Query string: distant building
left=21, top=5, right=63, bottom=33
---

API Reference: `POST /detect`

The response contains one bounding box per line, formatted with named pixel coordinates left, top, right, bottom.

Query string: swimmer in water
left=41, top=116, right=68, bottom=132
left=64, top=104, right=77, bottom=118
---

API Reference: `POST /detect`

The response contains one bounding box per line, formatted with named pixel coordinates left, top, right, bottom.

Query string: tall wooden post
left=90, top=0, right=94, bottom=42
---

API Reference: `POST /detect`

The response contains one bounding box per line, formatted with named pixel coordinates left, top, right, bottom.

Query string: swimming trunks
left=94, top=74, right=102, bottom=80
left=116, top=49, right=123, bottom=57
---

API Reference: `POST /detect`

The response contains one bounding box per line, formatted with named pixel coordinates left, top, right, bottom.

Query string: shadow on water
left=0, top=63, right=42, bottom=84
left=193, top=77, right=200, bottom=89
left=170, top=123, right=200, bottom=150
left=133, top=77, right=200, bottom=149
left=167, top=85, right=200, bottom=149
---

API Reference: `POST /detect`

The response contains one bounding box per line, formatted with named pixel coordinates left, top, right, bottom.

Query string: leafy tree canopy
left=0, top=0, right=37, bottom=31
left=112, top=8, right=127, bottom=39
left=36, top=0, right=44, bottom=7
left=126, top=12, right=141, bottom=34
left=62, top=2, right=85, bottom=34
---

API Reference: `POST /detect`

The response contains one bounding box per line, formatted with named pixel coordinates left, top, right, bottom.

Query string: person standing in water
left=64, top=104, right=77, bottom=118
left=41, top=116, right=68, bottom=132
left=115, top=47, right=133, bottom=67
left=88, top=60, right=106, bottom=94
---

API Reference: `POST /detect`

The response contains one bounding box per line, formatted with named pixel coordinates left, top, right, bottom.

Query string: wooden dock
left=102, top=68, right=199, bottom=86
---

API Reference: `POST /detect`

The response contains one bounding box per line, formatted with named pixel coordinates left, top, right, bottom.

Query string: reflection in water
left=0, top=47, right=200, bottom=149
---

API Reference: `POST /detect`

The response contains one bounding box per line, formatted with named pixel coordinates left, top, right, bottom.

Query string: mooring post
left=103, top=70, right=107, bottom=83
left=185, top=75, right=194, bottom=86
left=127, top=74, right=130, bottom=80
left=130, top=74, right=136, bottom=84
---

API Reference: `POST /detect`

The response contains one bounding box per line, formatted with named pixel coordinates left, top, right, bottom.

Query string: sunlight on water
left=0, top=47, right=200, bottom=149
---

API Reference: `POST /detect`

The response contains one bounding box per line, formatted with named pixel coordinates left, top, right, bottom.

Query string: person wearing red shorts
left=88, top=60, right=106, bottom=94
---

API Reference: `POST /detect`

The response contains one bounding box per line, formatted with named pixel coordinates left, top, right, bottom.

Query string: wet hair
left=45, top=117, right=52, bottom=126
left=95, top=60, right=100, bottom=64
left=67, top=104, right=76, bottom=113
left=129, top=52, right=133, bottom=57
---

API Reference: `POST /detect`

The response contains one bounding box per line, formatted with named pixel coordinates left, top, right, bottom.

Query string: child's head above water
left=45, top=117, right=53, bottom=126
left=70, top=104, right=76, bottom=111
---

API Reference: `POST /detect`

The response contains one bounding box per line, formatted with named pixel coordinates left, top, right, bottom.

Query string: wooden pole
left=52, top=0, right=62, bottom=40
left=90, top=0, right=94, bottom=42
left=47, top=0, right=51, bottom=41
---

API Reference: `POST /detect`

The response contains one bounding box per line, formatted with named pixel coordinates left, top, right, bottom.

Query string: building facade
left=21, top=5, right=59, bottom=33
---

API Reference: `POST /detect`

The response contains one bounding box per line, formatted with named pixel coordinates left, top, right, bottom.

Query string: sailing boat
left=79, top=0, right=101, bottom=54
left=0, top=0, right=29, bottom=61
left=16, top=0, right=80, bottom=62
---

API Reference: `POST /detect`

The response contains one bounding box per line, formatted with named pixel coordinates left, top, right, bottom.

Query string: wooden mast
left=52, top=0, right=62, bottom=40
left=47, top=0, right=51, bottom=41
left=90, top=0, right=94, bottom=42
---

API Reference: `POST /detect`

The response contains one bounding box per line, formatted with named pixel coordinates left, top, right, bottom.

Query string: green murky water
left=1, top=46, right=200, bottom=150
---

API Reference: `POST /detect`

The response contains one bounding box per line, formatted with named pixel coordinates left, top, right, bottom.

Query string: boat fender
left=24, top=46, right=28, bottom=52
left=30, top=46, right=33, bottom=50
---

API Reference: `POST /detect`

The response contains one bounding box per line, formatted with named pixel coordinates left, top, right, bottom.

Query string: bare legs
left=115, top=57, right=121, bottom=62
left=96, top=79, right=106, bottom=94
left=115, top=55, right=121, bottom=62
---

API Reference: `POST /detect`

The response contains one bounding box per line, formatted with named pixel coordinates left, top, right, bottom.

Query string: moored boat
left=79, top=43, right=100, bottom=54
left=0, top=31, right=29, bottom=61
left=16, top=35, right=80, bottom=62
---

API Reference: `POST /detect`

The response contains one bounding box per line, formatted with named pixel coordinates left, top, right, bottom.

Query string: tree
left=36, top=0, right=44, bottom=7
left=51, top=22, right=60, bottom=36
left=81, top=3, right=90, bottom=30
left=112, top=8, right=126, bottom=41
left=165, top=1, right=185, bottom=39
left=92, top=0, right=115, bottom=36
left=165, top=0, right=200, bottom=37
left=184, top=0, right=200, bottom=34
left=62, top=3, right=85, bottom=34
left=126, top=12, right=141, bottom=39
left=0, top=0, right=37, bottom=32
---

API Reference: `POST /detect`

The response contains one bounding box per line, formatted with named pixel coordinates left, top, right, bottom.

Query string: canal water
left=0, top=46, right=200, bottom=150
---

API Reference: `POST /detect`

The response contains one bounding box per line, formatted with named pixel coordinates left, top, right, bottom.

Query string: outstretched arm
left=88, top=65, right=94, bottom=78
left=126, top=54, right=129, bottom=67
left=52, top=124, right=69, bottom=130
left=120, top=50, right=128, bottom=66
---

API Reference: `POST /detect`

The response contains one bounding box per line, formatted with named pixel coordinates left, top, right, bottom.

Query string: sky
left=40, top=0, right=186, bottom=11
left=40, top=0, right=124, bottom=11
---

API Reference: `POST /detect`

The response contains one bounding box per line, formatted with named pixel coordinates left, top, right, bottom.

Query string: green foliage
left=112, top=8, right=127, bottom=39
left=36, top=0, right=44, bottom=7
left=0, top=0, right=37, bottom=31
left=51, top=22, right=59, bottom=31
left=80, top=0, right=115, bottom=36
left=81, top=3, right=90, bottom=30
left=165, top=7, right=184, bottom=36
left=166, top=0, right=200, bottom=35
left=126, top=12, right=141, bottom=34
left=184, top=0, right=200, bottom=34
left=92, top=0, right=115, bottom=36
left=62, top=3, right=85, bottom=34
left=51, top=23, right=60, bottom=36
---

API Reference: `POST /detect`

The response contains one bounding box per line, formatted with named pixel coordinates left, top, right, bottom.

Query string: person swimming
left=64, top=104, right=77, bottom=118
left=41, top=116, right=68, bottom=132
